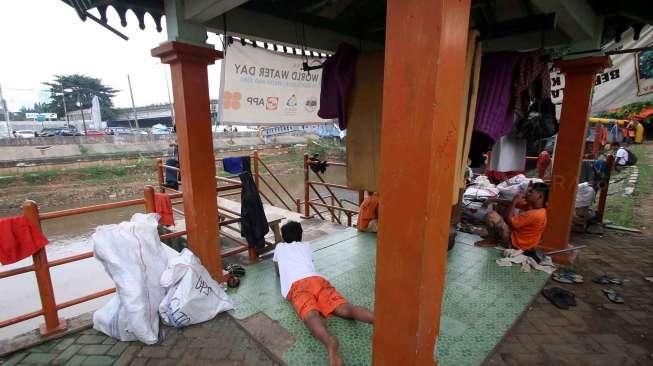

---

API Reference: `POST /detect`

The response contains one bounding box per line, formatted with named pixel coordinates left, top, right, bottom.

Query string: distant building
left=109, top=99, right=221, bottom=128
left=66, top=108, right=93, bottom=122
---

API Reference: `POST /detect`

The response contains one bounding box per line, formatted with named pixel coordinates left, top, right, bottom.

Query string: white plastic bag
left=92, top=213, right=168, bottom=344
left=159, top=249, right=234, bottom=327
left=575, top=182, right=596, bottom=208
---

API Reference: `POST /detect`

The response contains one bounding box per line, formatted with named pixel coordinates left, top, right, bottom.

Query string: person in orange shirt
left=476, top=182, right=548, bottom=250
left=357, top=192, right=379, bottom=232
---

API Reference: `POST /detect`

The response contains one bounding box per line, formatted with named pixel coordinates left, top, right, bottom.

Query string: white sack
left=92, top=213, right=168, bottom=344
left=159, top=249, right=234, bottom=327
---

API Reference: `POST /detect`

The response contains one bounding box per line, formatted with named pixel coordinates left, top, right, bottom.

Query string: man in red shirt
left=476, top=182, right=548, bottom=250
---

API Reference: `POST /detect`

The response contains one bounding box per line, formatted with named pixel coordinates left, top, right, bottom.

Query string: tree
left=44, top=74, right=118, bottom=120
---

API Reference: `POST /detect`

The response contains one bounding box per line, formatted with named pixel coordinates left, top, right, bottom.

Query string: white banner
left=550, top=25, right=653, bottom=114
left=221, top=43, right=331, bottom=125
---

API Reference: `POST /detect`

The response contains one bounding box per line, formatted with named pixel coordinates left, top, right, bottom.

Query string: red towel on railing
left=0, top=216, right=49, bottom=265
left=155, top=193, right=174, bottom=226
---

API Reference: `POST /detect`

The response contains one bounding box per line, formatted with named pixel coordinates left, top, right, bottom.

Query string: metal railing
left=0, top=185, right=186, bottom=336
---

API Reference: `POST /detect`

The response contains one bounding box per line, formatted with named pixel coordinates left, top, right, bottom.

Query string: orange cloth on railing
left=155, top=193, right=174, bottom=226
left=0, top=216, right=48, bottom=265
left=357, top=193, right=379, bottom=231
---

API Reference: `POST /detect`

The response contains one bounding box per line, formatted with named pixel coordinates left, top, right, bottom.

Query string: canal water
left=0, top=163, right=353, bottom=340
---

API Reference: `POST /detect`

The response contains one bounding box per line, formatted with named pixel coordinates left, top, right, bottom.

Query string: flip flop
left=225, top=264, right=246, bottom=278
left=554, top=271, right=584, bottom=284
left=542, top=287, right=577, bottom=310
left=602, top=288, right=624, bottom=304
left=645, top=277, right=653, bottom=283
left=593, top=275, right=622, bottom=285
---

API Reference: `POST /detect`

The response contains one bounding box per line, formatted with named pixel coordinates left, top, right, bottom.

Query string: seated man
left=274, top=221, right=374, bottom=366
left=476, top=182, right=549, bottom=250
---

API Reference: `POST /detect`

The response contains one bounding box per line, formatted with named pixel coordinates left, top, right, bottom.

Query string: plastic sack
left=462, top=200, right=491, bottom=221
left=92, top=213, right=168, bottom=344
left=159, top=249, right=234, bottom=327
left=497, top=175, right=543, bottom=200
left=575, top=182, right=596, bottom=208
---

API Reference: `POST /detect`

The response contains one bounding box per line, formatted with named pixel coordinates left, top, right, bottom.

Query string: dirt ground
left=485, top=143, right=653, bottom=366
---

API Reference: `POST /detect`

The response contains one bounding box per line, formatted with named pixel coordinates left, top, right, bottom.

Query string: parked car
left=37, top=128, right=61, bottom=137
left=83, top=129, right=107, bottom=136
left=109, top=127, right=147, bottom=135
left=151, top=124, right=173, bottom=135
left=14, top=130, right=36, bottom=138
left=38, top=126, right=82, bottom=137
left=57, top=127, right=82, bottom=136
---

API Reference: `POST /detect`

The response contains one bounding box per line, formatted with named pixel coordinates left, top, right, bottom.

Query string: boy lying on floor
left=476, top=182, right=549, bottom=250
left=274, top=221, right=374, bottom=366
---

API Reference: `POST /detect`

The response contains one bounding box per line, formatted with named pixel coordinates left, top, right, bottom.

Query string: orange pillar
left=541, top=56, right=610, bottom=259
left=373, top=0, right=471, bottom=364
left=152, top=42, right=223, bottom=281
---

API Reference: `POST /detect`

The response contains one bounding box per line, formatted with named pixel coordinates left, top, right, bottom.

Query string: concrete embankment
left=0, top=132, right=315, bottom=172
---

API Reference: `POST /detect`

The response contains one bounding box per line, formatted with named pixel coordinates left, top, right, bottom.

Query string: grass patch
left=602, top=144, right=651, bottom=227
left=22, top=170, right=59, bottom=185
left=79, top=145, right=89, bottom=156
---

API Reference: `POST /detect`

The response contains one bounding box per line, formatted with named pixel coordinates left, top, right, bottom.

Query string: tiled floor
left=228, top=229, right=550, bottom=365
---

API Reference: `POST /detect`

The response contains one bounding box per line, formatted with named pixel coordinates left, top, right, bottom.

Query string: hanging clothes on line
left=513, top=50, right=551, bottom=120
left=473, top=52, right=521, bottom=142
left=486, top=134, right=527, bottom=183
left=318, top=43, right=358, bottom=130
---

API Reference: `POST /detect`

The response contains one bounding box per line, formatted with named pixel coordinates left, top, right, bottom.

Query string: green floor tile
left=229, top=230, right=549, bottom=366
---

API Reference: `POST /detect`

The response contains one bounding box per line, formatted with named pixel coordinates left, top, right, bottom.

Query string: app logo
left=223, top=91, right=241, bottom=110
left=283, top=94, right=298, bottom=115
left=305, top=96, right=318, bottom=112
left=246, top=96, right=265, bottom=106
left=266, top=97, right=279, bottom=110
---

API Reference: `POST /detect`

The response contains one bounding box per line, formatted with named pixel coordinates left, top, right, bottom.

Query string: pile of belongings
left=496, top=248, right=556, bottom=274
left=462, top=174, right=543, bottom=222
left=92, top=214, right=234, bottom=344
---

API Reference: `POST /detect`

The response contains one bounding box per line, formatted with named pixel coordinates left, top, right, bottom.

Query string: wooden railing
left=0, top=185, right=186, bottom=336
left=300, top=154, right=363, bottom=227
left=157, top=151, right=363, bottom=228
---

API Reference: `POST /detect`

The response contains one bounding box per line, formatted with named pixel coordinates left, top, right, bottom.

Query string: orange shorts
left=287, top=276, right=348, bottom=320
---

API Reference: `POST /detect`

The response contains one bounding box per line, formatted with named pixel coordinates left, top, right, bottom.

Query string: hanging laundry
left=239, top=172, right=269, bottom=250
left=155, top=193, right=174, bottom=226
left=0, top=216, right=48, bottom=265
left=486, top=135, right=527, bottom=182
left=223, top=156, right=251, bottom=175
left=513, top=50, right=551, bottom=119
left=536, top=150, right=551, bottom=178
left=473, top=52, right=522, bottom=141
left=165, top=158, right=180, bottom=191
left=318, top=43, right=358, bottom=130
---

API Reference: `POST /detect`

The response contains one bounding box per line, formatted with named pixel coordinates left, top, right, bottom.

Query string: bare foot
left=475, top=239, right=497, bottom=247
left=327, top=338, right=343, bottom=366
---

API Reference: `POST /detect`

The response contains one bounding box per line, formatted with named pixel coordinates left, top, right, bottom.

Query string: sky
left=0, top=0, right=223, bottom=111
